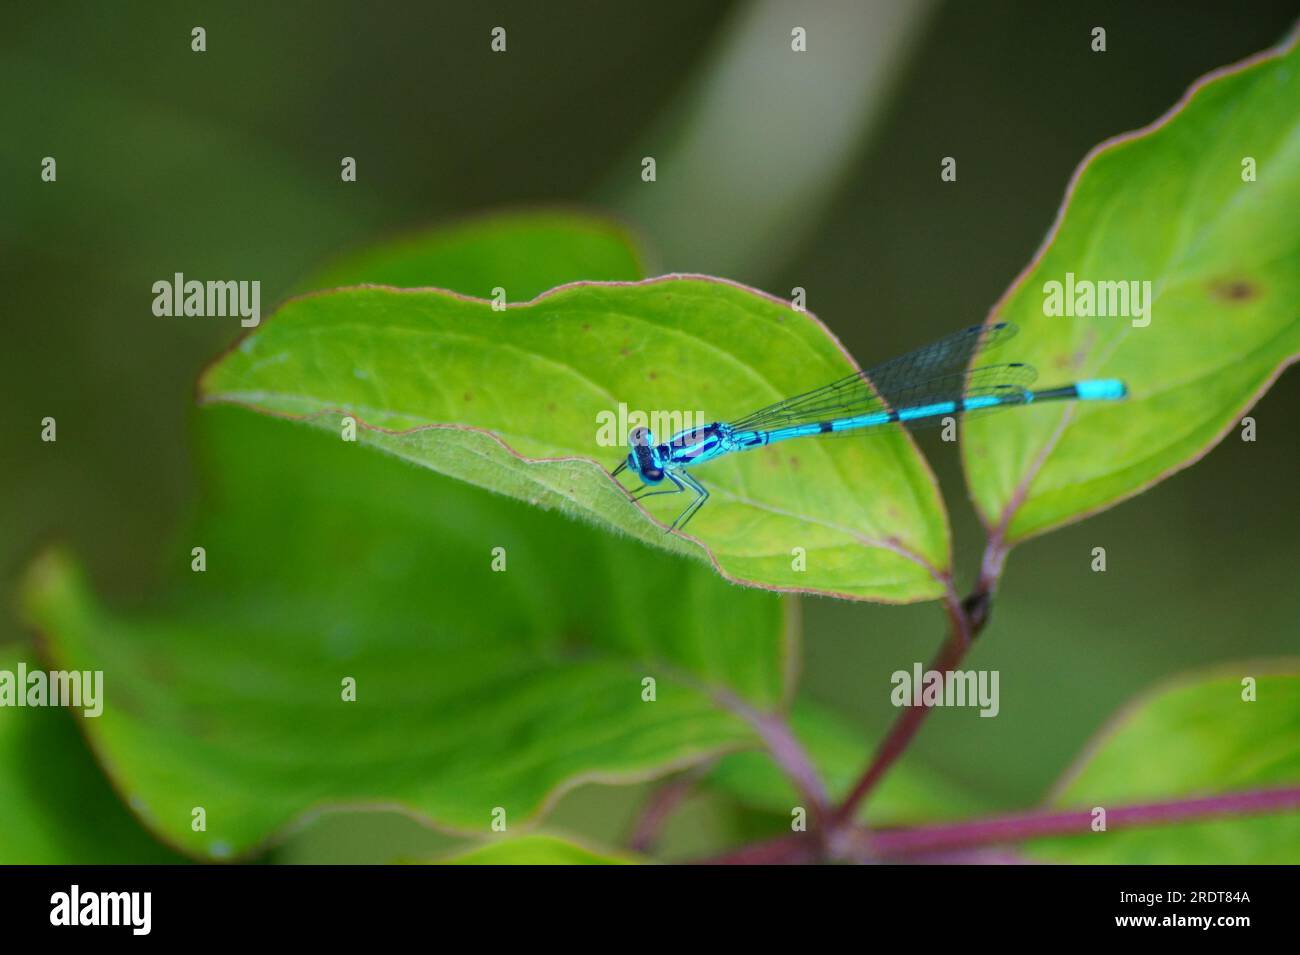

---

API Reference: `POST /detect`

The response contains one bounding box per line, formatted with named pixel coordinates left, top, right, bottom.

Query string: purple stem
left=833, top=583, right=974, bottom=826
left=699, top=832, right=821, bottom=865
left=862, top=785, right=1300, bottom=859
left=834, top=534, right=1012, bottom=828
left=627, top=766, right=709, bottom=854
left=713, top=688, right=831, bottom=824
left=695, top=785, right=1300, bottom=864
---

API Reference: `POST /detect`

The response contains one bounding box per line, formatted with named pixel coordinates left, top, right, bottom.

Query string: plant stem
left=832, top=583, right=976, bottom=827
left=699, top=832, right=821, bottom=865
left=854, top=784, right=1300, bottom=859
left=714, top=688, right=831, bottom=826
left=695, top=784, right=1300, bottom=864
left=627, top=766, right=709, bottom=854
left=702, top=516, right=1300, bottom=865
left=832, top=534, right=1011, bottom=830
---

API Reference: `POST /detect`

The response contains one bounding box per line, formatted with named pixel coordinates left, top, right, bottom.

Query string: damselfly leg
left=620, top=469, right=712, bottom=532
left=669, top=471, right=709, bottom=532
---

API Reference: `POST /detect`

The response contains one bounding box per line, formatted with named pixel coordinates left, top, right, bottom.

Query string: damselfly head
left=626, top=427, right=665, bottom=484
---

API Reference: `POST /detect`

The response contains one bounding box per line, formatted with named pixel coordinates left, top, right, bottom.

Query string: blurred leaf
left=437, top=833, right=640, bottom=865
left=0, top=648, right=185, bottom=863
left=200, top=277, right=950, bottom=602
left=1027, top=666, right=1300, bottom=863
left=708, top=699, right=980, bottom=824
left=298, top=210, right=647, bottom=298
left=964, top=29, right=1300, bottom=543
left=21, top=408, right=788, bottom=858
left=18, top=210, right=791, bottom=859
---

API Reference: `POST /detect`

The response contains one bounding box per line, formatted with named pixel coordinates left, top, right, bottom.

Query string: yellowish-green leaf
left=201, top=277, right=950, bottom=602
left=1027, top=666, right=1300, bottom=864
left=964, top=28, right=1300, bottom=543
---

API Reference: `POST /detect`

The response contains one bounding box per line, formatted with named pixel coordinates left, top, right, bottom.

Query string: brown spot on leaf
left=1210, top=278, right=1259, bottom=302
left=463, top=391, right=472, bottom=401
left=648, top=370, right=658, bottom=380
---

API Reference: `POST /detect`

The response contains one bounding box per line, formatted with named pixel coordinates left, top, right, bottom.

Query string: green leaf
left=1027, top=666, right=1300, bottom=864
left=298, top=210, right=648, bottom=299
left=0, top=648, right=185, bottom=863
left=963, top=29, right=1300, bottom=543
left=708, top=699, right=979, bottom=825
left=436, top=833, right=640, bottom=865
left=200, top=277, right=950, bottom=602
left=18, top=211, right=792, bottom=859
left=21, top=407, right=789, bottom=858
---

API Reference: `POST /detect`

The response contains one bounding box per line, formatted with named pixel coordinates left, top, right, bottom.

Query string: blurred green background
left=3, top=1, right=1297, bottom=861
